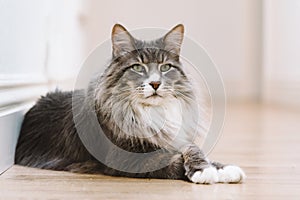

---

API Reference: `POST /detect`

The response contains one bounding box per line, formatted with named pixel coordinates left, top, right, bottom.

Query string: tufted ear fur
left=163, top=24, right=184, bottom=55
left=111, top=24, right=136, bottom=58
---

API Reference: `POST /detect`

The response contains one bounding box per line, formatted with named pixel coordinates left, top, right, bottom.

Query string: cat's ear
left=163, top=24, right=184, bottom=55
left=111, top=24, right=136, bottom=58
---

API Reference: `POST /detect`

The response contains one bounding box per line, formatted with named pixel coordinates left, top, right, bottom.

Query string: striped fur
left=15, top=24, right=245, bottom=184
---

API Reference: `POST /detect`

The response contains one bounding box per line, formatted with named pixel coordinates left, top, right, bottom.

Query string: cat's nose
left=149, top=81, right=161, bottom=90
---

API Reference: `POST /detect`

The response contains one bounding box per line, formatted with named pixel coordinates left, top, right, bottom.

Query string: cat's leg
left=146, top=153, right=186, bottom=180
left=211, top=161, right=246, bottom=183
left=182, top=145, right=246, bottom=184
left=103, top=152, right=186, bottom=180
left=182, top=144, right=218, bottom=184
left=99, top=145, right=245, bottom=183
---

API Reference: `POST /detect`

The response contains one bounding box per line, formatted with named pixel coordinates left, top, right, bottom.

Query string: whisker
left=173, top=90, right=195, bottom=101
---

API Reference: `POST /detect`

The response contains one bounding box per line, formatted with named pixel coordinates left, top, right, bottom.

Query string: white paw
left=217, top=165, right=246, bottom=183
left=190, top=166, right=219, bottom=184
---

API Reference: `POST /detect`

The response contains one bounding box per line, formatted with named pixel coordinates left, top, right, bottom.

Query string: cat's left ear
left=163, top=24, right=184, bottom=55
left=111, top=24, right=136, bottom=58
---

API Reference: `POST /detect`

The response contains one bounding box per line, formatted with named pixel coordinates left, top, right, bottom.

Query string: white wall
left=0, top=0, right=264, bottom=102
left=46, top=0, right=86, bottom=87
left=263, top=0, right=300, bottom=108
left=80, top=0, right=262, bottom=102
left=0, top=0, right=85, bottom=90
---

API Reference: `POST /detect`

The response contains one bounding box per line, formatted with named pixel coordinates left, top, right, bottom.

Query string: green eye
left=132, top=64, right=145, bottom=73
left=160, top=64, right=172, bottom=72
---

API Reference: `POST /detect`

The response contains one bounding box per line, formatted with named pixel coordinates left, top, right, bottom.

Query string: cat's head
left=98, top=24, right=193, bottom=107
left=92, top=24, right=204, bottom=146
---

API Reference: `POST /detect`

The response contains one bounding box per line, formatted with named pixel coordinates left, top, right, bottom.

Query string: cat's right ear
left=111, top=24, right=136, bottom=58
left=163, top=24, right=184, bottom=56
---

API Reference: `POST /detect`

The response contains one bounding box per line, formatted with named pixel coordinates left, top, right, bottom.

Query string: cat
left=15, top=24, right=245, bottom=184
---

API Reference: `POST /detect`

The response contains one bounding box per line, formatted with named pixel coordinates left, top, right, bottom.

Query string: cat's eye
left=160, top=64, right=172, bottom=72
left=131, top=64, right=145, bottom=73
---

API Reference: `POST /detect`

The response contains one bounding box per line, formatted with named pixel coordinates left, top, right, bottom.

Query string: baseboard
left=0, top=104, right=34, bottom=174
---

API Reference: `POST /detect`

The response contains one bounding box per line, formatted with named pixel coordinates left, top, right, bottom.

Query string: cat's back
left=15, top=90, right=89, bottom=168
left=20, top=90, right=74, bottom=135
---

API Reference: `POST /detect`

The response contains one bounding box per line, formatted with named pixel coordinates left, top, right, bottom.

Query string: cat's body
left=15, top=24, right=245, bottom=184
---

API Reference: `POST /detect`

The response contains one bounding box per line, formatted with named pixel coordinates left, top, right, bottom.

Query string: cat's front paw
left=190, top=166, right=219, bottom=184
left=217, top=165, right=246, bottom=183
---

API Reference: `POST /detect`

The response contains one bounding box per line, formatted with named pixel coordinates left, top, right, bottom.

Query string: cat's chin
left=139, top=95, right=165, bottom=106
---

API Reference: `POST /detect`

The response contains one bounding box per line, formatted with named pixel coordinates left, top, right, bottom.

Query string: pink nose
left=149, top=81, right=161, bottom=90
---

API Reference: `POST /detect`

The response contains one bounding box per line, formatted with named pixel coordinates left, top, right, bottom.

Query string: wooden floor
left=1, top=103, right=300, bottom=199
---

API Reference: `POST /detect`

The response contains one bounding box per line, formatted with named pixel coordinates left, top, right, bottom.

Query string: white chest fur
left=137, top=98, right=198, bottom=150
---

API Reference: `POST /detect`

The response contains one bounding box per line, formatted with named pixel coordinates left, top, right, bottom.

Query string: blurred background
left=0, top=0, right=300, bottom=173
left=1, top=0, right=300, bottom=108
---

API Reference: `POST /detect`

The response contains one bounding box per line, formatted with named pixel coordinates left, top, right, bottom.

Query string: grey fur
left=15, top=24, right=227, bottom=182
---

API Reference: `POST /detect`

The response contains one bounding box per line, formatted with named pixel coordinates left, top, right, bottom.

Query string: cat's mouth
left=141, top=93, right=165, bottom=106
left=146, top=92, right=162, bottom=99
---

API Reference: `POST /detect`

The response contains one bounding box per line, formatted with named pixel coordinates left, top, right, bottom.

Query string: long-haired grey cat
left=15, top=24, right=245, bottom=184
